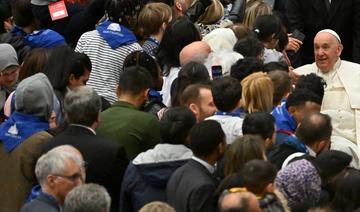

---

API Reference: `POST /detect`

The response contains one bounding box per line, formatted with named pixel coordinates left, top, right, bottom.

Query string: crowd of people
left=0, top=0, right=360, bottom=211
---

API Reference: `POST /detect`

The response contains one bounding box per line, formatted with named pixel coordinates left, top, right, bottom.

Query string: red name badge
left=48, top=1, right=69, bottom=21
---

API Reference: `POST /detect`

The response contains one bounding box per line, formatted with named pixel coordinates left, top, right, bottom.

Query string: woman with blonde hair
left=241, top=72, right=274, bottom=113
left=243, top=0, right=272, bottom=29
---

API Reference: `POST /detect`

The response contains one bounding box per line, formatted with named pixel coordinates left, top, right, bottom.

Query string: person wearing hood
left=0, top=43, right=19, bottom=122
left=0, top=73, right=55, bottom=212
left=275, top=159, right=322, bottom=211
left=120, top=107, right=196, bottom=212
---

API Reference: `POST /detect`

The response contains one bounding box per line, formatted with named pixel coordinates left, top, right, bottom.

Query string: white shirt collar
left=306, top=146, right=317, bottom=157
left=192, top=156, right=215, bottom=174
left=70, top=124, right=96, bottom=135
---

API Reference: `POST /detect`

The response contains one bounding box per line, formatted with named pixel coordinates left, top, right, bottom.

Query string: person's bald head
left=219, top=191, right=261, bottom=212
left=179, top=41, right=211, bottom=66
left=314, top=30, right=343, bottom=73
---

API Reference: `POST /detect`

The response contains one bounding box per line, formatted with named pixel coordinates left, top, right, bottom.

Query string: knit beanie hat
left=315, top=150, right=352, bottom=179
left=0, top=44, right=19, bottom=72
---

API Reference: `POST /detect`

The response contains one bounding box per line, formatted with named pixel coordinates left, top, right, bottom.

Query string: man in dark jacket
left=120, top=107, right=196, bottom=212
left=20, top=145, right=85, bottom=212
left=167, top=120, right=226, bottom=212
left=268, top=112, right=332, bottom=169
left=43, top=86, right=129, bottom=212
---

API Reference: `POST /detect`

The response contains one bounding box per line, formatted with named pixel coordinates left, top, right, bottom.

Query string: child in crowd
left=252, top=14, right=286, bottom=64
left=242, top=160, right=289, bottom=212
left=138, top=2, right=172, bottom=57
left=206, top=76, right=243, bottom=144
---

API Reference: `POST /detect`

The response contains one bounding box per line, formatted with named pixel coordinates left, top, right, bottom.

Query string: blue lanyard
left=149, top=89, right=162, bottom=98
left=147, top=37, right=160, bottom=46
left=214, top=111, right=242, bottom=117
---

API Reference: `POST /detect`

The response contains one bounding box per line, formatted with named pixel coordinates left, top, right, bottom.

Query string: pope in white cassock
left=294, top=29, right=360, bottom=168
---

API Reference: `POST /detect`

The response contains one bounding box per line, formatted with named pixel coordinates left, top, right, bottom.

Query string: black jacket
left=31, top=0, right=106, bottom=47
left=20, top=192, right=60, bottom=212
left=167, top=159, right=217, bottom=212
left=267, top=142, right=300, bottom=170
left=286, top=0, right=360, bottom=65
left=120, top=144, right=192, bottom=212
left=43, top=125, right=129, bottom=212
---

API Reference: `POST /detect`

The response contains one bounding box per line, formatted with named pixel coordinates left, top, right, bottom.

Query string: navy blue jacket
left=120, top=144, right=192, bottom=212
left=20, top=192, right=59, bottom=212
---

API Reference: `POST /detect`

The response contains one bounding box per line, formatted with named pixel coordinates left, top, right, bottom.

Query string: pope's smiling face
left=314, top=32, right=343, bottom=73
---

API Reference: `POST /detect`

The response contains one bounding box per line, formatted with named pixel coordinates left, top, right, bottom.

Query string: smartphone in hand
left=211, top=65, right=222, bottom=79
left=291, top=29, right=306, bottom=42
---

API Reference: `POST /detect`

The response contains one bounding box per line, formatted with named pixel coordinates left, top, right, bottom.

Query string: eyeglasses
left=53, top=172, right=83, bottom=183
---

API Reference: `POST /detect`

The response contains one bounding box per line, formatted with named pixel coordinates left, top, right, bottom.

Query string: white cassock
left=294, top=59, right=360, bottom=168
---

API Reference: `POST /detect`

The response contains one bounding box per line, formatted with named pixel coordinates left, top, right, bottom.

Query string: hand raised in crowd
left=286, top=34, right=303, bottom=52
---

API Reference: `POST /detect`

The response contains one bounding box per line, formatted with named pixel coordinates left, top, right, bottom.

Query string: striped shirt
left=75, top=30, right=142, bottom=104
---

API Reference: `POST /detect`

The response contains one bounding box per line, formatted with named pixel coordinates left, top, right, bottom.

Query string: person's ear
left=265, top=138, right=274, bottom=148
left=175, top=1, right=183, bottom=11
left=160, top=22, right=167, bottom=31
left=271, top=33, right=276, bottom=40
left=116, top=85, right=121, bottom=98
left=218, top=141, right=226, bottom=156
left=143, top=88, right=150, bottom=100
left=189, top=103, right=199, bottom=116
left=48, top=111, right=57, bottom=129
left=313, top=141, right=322, bottom=153
left=47, top=175, right=57, bottom=188
left=68, top=73, right=76, bottom=85
left=269, top=33, right=279, bottom=43
left=288, top=105, right=297, bottom=116
left=235, top=98, right=242, bottom=110
left=265, top=183, right=275, bottom=193
left=337, top=44, right=344, bottom=56
left=3, top=17, right=13, bottom=32
left=316, top=140, right=330, bottom=153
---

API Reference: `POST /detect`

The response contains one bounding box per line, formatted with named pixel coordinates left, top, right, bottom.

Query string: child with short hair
left=138, top=2, right=172, bottom=57
left=241, top=160, right=289, bottom=212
